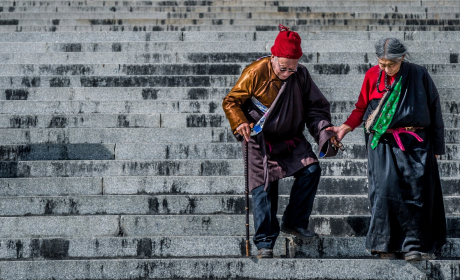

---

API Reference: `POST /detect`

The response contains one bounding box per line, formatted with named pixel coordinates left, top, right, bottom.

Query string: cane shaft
left=244, top=139, right=250, bottom=257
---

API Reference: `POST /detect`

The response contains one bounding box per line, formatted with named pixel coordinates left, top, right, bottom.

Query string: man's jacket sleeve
left=301, top=68, right=338, bottom=157
left=222, top=68, right=254, bottom=132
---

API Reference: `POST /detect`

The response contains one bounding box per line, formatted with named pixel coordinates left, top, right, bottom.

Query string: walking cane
left=244, top=139, right=250, bottom=257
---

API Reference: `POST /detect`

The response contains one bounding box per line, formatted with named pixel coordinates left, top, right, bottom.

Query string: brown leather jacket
left=222, top=57, right=283, bottom=132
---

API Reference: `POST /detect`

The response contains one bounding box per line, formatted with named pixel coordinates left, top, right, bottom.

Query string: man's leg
left=282, top=163, right=321, bottom=230
left=251, top=180, right=279, bottom=251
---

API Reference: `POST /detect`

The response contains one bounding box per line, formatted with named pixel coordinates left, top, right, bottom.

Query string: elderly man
left=222, top=25, right=339, bottom=259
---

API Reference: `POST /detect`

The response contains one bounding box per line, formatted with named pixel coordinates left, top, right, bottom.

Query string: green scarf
left=370, top=76, right=402, bottom=149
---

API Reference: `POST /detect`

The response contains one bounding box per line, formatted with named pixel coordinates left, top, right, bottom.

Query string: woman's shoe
left=405, top=251, right=423, bottom=261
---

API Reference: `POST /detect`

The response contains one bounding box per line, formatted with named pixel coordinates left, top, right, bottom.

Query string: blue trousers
left=251, top=163, right=321, bottom=249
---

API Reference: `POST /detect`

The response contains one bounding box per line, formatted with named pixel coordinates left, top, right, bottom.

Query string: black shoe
left=257, top=248, right=273, bottom=259
left=281, top=224, right=319, bottom=238
left=405, top=251, right=422, bottom=261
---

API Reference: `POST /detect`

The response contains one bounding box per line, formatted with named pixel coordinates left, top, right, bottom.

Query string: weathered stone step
left=0, top=100, right=458, bottom=115
left=1, top=176, right=458, bottom=196
left=160, top=113, right=460, bottom=128
left=0, top=114, right=160, bottom=129
left=0, top=159, right=459, bottom=178
left=1, top=52, right=457, bottom=64
left=0, top=214, right=458, bottom=238
left=0, top=127, right=228, bottom=144
left=120, top=214, right=460, bottom=237
left=2, top=18, right=457, bottom=27
left=2, top=141, right=458, bottom=162
left=4, top=18, right=460, bottom=27
left=2, top=87, right=460, bottom=101
left=0, top=215, right=119, bottom=238
left=0, top=258, right=459, bottom=280
left=0, top=143, right=116, bottom=161
left=0, top=236, right=459, bottom=260
left=6, top=5, right=460, bottom=13
left=4, top=12, right=460, bottom=21
left=0, top=194, right=369, bottom=216
left=1, top=194, right=460, bottom=216
left=2, top=74, right=460, bottom=88
left=1, top=127, right=458, bottom=145
left=2, top=31, right=460, bottom=43
left=3, top=0, right=459, bottom=6
left=3, top=24, right=459, bottom=32
left=4, top=63, right=460, bottom=76
left=2, top=11, right=452, bottom=20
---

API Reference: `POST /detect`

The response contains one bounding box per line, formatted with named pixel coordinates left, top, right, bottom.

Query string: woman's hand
left=236, top=123, right=251, bottom=142
left=326, top=124, right=352, bottom=141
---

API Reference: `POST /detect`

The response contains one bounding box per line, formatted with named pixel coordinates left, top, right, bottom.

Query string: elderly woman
left=327, top=37, right=447, bottom=261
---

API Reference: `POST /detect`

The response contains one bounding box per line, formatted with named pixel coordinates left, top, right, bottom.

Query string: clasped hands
left=236, top=122, right=350, bottom=150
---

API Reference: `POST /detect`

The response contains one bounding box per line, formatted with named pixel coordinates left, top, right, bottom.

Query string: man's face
left=271, top=56, right=299, bottom=80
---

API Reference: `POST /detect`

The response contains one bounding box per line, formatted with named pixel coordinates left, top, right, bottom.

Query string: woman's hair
left=375, top=37, right=408, bottom=61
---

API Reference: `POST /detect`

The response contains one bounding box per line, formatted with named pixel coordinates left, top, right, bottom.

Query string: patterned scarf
left=369, top=76, right=402, bottom=149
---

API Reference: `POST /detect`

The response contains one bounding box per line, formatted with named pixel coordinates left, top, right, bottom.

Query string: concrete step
left=0, top=114, right=160, bottom=128
left=2, top=11, right=453, bottom=20
left=6, top=5, right=460, bottom=13
left=2, top=74, right=460, bottom=88
left=3, top=18, right=459, bottom=27
left=2, top=31, right=460, bottom=43
left=0, top=215, right=119, bottom=238
left=4, top=18, right=460, bottom=27
left=0, top=194, right=367, bottom=216
left=2, top=87, right=460, bottom=101
left=1, top=176, right=458, bottom=197
left=0, top=214, right=458, bottom=238
left=0, top=258, right=459, bottom=280
left=4, top=63, right=460, bottom=76
left=0, top=99, right=458, bottom=115
left=4, top=0, right=460, bottom=6
left=4, top=12, right=460, bottom=20
left=2, top=141, right=458, bottom=161
left=121, top=215, right=460, bottom=237
left=0, top=159, right=459, bottom=178
left=4, top=24, right=460, bottom=32
left=1, top=127, right=458, bottom=145
left=0, top=236, right=459, bottom=260
left=2, top=52, right=458, bottom=64
left=1, top=194, right=460, bottom=216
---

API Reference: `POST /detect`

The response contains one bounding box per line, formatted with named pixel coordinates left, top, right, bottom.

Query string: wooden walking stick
left=244, top=139, right=250, bottom=257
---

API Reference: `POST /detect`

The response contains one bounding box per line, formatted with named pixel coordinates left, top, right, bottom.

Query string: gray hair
left=375, top=37, right=408, bottom=61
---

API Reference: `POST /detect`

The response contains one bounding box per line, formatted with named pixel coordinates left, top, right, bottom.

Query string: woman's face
left=378, top=56, right=404, bottom=76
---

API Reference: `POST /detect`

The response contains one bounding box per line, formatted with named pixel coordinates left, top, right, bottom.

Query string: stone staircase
left=0, top=0, right=460, bottom=279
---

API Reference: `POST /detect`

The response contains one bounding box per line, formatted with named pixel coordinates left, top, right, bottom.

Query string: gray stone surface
left=0, top=144, right=115, bottom=160
left=0, top=236, right=459, bottom=260
left=0, top=177, right=102, bottom=196
left=2, top=258, right=459, bottom=279
left=0, top=127, right=227, bottom=144
left=0, top=216, right=119, bottom=238
left=2, top=86, right=459, bottom=101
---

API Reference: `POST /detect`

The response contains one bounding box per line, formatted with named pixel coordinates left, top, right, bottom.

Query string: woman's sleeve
left=424, top=70, right=445, bottom=155
left=343, top=71, right=373, bottom=130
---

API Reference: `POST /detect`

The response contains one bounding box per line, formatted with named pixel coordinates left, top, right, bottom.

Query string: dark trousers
left=251, top=163, right=321, bottom=249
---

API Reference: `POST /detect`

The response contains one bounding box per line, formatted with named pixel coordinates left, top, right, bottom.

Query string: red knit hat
left=271, top=24, right=303, bottom=59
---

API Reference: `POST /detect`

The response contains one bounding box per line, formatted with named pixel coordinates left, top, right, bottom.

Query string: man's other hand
left=236, top=123, right=251, bottom=142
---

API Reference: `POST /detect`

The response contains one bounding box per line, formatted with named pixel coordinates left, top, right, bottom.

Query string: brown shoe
left=257, top=248, right=273, bottom=259
left=378, top=252, right=399, bottom=260
left=405, top=251, right=423, bottom=261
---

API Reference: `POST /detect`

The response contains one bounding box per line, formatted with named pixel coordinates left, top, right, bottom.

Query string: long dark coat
left=364, top=62, right=447, bottom=253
